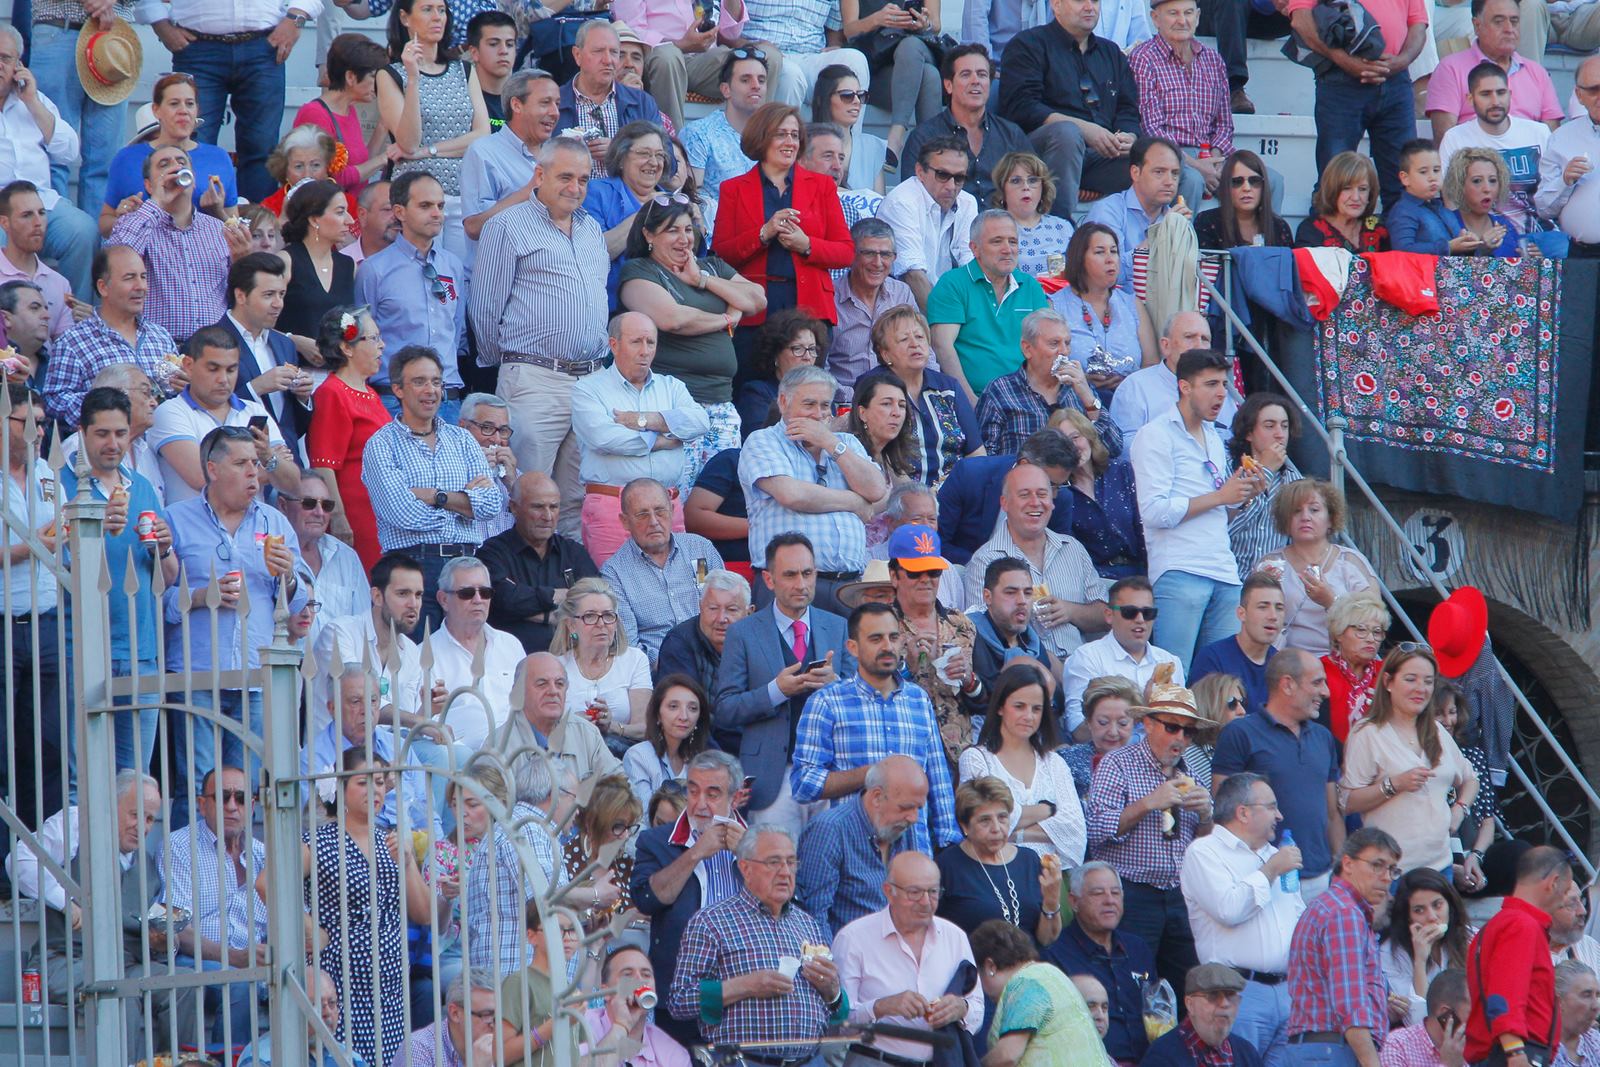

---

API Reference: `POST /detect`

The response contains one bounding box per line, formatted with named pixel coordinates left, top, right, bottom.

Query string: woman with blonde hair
left=1322, top=592, right=1391, bottom=745
left=1255, top=479, right=1378, bottom=656
left=861, top=303, right=984, bottom=486
left=1052, top=408, right=1142, bottom=579
left=550, top=578, right=652, bottom=756
left=563, top=773, right=644, bottom=932
left=991, top=152, right=1075, bottom=275
left=1442, top=146, right=1521, bottom=257
left=1295, top=151, right=1389, bottom=252
left=1059, top=675, right=1139, bottom=797
left=1186, top=673, right=1247, bottom=790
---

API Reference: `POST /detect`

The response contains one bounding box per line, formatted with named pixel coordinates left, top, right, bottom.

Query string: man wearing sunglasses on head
left=1064, top=575, right=1185, bottom=738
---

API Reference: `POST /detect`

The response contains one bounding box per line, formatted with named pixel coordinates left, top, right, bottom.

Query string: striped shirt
left=467, top=197, right=610, bottom=368
left=1226, top=458, right=1303, bottom=580
left=159, top=817, right=269, bottom=951
left=962, top=518, right=1110, bottom=658
left=360, top=418, right=507, bottom=550
left=43, top=313, right=178, bottom=427
left=738, top=421, right=873, bottom=572
left=107, top=199, right=230, bottom=343
left=465, top=825, right=534, bottom=979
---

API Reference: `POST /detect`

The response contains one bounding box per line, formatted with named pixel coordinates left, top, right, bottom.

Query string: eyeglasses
left=469, top=1008, right=499, bottom=1022
left=1149, top=718, right=1199, bottom=738
left=305, top=600, right=322, bottom=612
left=788, top=342, right=821, bottom=358
left=420, top=261, right=449, bottom=303
left=1230, top=174, right=1264, bottom=189
left=451, top=586, right=494, bottom=601
left=858, top=247, right=895, bottom=261
left=0, top=53, right=19, bottom=67
left=748, top=856, right=800, bottom=871
left=834, top=89, right=868, bottom=103
left=578, top=610, right=619, bottom=626
left=730, top=47, right=768, bottom=62
left=927, top=166, right=970, bottom=186
left=1360, top=856, right=1404, bottom=879
left=1346, top=625, right=1385, bottom=639
left=889, top=882, right=943, bottom=901
left=628, top=148, right=668, bottom=163
left=463, top=418, right=514, bottom=441
left=1112, top=605, right=1158, bottom=621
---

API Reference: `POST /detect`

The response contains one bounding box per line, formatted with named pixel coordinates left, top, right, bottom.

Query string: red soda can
left=21, top=968, right=40, bottom=1003
left=136, top=511, right=157, bottom=542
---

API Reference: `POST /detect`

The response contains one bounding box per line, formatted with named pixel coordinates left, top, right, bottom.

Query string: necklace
left=975, top=849, right=1021, bottom=926
left=1080, top=294, right=1111, bottom=330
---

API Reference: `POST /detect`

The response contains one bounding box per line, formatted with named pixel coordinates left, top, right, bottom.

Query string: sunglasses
left=1078, top=73, right=1102, bottom=109
left=1395, top=641, right=1432, bottom=654
left=928, top=166, right=970, bottom=185
left=1113, top=605, right=1158, bottom=621
left=649, top=191, right=692, bottom=208
left=452, top=586, right=494, bottom=601
left=1203, top=459, right=1225, bottom=489
left=297, top=498, right=337, bottom=513
left=1149, top=717, right=1199, bottom=738
left=210, top=789, right=248, bottom=807
left=730, top=47, right=768, bottom=61
left=420, top=262, right=449, bottom=303
left=1230, top=174, right=1264, bottom=189
left=1225, top=696, right=1243, bottom=710
left=834, top=89, right=868, bottom=103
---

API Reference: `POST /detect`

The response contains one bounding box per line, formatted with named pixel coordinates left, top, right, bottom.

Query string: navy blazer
left=213, top=313, right=306, bottom=458
left=712, top=603, right=854, bottom=812
left=557, top=79, right=665, bottom=144
left=936, top=452, right=1076, bottom=564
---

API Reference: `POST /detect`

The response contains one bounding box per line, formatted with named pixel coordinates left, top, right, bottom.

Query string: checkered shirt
left=108, top=198, right=230, bottom=342
left=738, top=421, right=871, bottom=572
left=602, top=533, right=725, bottom=661
left=464, top=825, right=535, bottom=979
left=360, top=418, right=506, bottom=551
left=1127, top=36, right=1234, bottom=155
left=160, top=817, right=269, bottom=951
left=744, top=0, right=842, bottom=54
left=1085, top=739, right=1200, bottom=889
left=1287, top=877, right=1388, bottom=1041
left=43, top=313, right=178, bottom=427
left=976, top=366, right=1127, bottom=457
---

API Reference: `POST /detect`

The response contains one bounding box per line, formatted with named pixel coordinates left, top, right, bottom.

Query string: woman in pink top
left=293, top=33, right=392, bottom=196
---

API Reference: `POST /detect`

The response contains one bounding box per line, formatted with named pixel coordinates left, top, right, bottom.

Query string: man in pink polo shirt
left=0, top=180, right=81, bottom=341
left=1425, top=0, right=1563, bottom=141
left=1288, top=0, right=1429, bottom=210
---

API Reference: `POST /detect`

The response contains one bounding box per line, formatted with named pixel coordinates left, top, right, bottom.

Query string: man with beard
left=1438, top=63, right=1551, bottom=235
left=342, top=180, right=401, bottom=269
left=790, top=604, right=957, bottom=852
left=796, top=755, right=932, bottom=939
left=0, top=181, right=79, bottom=340
left=967, top=556, right=1068, bottom=723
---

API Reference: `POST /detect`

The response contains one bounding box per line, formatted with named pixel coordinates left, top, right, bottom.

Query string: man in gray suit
left=712, top=532, right=855, bottom=835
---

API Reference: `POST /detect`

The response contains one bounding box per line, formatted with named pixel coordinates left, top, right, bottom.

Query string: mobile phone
left=802, top=658, right=828, bottom=673
left=904, top=0, right=925, bottom=12
left=247, top=415, right=269, bottom=432
left=741, top=775, right=757, bottom=792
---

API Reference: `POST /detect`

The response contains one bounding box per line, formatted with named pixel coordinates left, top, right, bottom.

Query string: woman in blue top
left=1058, top=408, right=1145, bottom=580
left=1049, top=223, right=1156, bottom=408
left=1444, top=147, right=1524, bottom=259
left=584, top=121, right=671, bottom=309
left=861, top=303, right=984, bottom=487
left=101, top=73, right=238, bottom=237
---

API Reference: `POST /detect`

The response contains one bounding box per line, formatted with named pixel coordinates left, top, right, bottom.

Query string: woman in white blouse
left=550, top=578, right=653, bottom=758
left=958, top=663, right=1087, bottom=867
left=1255, top=479, right=1378, bottom=656
left=1379, top=867, right=1473, bottom=1027
left=1339, top=645, right=1478, bottom=876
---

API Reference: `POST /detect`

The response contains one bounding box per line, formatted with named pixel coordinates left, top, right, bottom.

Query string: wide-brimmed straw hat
left=1131, top=663, right=1206, bottom=724
left=77, top=18, right=142, bottom=106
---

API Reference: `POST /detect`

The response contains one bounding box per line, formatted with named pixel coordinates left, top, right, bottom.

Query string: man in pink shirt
left=1424, top=0, right=1563, bottom=141
left=1288, top=0, right=1429, bottom=209
left=0, top=180, right=79, bottom=341
left=614, top=0, right=786, bottom=133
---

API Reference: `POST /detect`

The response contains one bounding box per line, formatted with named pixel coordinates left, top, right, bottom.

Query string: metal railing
left=1201, top=269, right=1600, bottom=879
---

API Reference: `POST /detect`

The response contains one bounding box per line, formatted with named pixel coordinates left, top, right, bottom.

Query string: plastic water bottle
left=1279, top=829, right=1300, bottom=894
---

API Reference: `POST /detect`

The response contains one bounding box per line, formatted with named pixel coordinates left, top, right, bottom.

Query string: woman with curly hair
left=735, top=307, right=830, bottom=438
left=259, top=125, right=362, bottom=222
left=1442, top=146, right=1522, bottom=257
left=992, top=152, right=1075, bottom=275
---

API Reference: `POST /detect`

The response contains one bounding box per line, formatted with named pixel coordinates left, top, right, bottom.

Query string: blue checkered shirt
left=976, top=367, right=1126, bottom=458
left=464, top=825, right=535, bottom=979
left=43, top=312, right=178, bottom=426
left=160, top=817, right=269, bottom=951
left=1085, top=738, right=1201, bottom=890
left=789, top=674, right=958, bottom=851
left=795, top=795, right=914, bottom=941
left=108, top=198, right=231, bottom=343
left=361, top=418, right=507, bottom=551
left=511, top=801, right=569, bottom=893
left=744, top=0, right=842, bottom=53
left=602, top=533, right=725, bottom=662
left=738, top=421, right=871, bottom=572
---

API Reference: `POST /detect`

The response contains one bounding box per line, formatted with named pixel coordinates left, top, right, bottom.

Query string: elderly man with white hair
left=457, top=392, right=519, bottom=542
left=236, top=966, right=353, bottom=1066
left=867, top=482, right=967, bottom=610
left=656, top=568, right=752, bottom=708
left=431, top=555, right=527, bottom=750
left=59, top=362, right=167, bottom=501
left=1108, top=310, right=1235, bottom=439
left=977, top=307, right=1124, bottom=457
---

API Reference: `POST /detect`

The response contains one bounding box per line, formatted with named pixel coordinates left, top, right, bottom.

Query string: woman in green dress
left=972, top=918, right=1108, bottom=1067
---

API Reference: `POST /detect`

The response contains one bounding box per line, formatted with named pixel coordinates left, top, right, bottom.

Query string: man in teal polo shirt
left=927, top=210, right=1050, bottom=402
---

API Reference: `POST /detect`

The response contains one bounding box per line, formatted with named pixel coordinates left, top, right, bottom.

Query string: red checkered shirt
left=1181, top=1019, right=1236, bottom=1067
left=1378, top=1023, right=1446, bottom=1067
left=1127, top=36, right=1234, bottom=156
left=1287, top=877, right=1389, bottom=1042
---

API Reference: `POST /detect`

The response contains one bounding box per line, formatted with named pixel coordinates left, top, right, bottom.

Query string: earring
left=646, top=242, right=653, bottom=252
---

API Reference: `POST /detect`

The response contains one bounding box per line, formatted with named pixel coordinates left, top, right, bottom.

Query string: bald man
left=1535, top=55, right=1600, bottom=248
left=833, top=850, right=986, bottom=1067
left=1109, top=310, right=1238, bottom=439
left=496, top=651, right=621, bottom=782
left=570, top=310, right=711, bottom=565
left=480, top=470, right=600, bottom=654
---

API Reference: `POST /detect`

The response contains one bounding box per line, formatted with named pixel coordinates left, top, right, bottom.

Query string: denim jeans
left=173, top=953, right=265, bottom=1050
left=29, top=22, right=128, bottom=212
left=174, top=36, right=286, bottom=202
left=1152, top=569, right=1242, bottom=672
left=1235, top=979, right=1292, bottom=1067
left=1285, top=1038, right=1361, bottom=1067
left=171, top=688, right=264, bottom=828
left=1312, top=70, right=1415, bottom=212
left=111, top=658, right=162, bottom=774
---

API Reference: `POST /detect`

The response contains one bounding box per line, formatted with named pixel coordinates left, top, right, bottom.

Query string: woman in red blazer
left=712, top=103, right=854, bottom=358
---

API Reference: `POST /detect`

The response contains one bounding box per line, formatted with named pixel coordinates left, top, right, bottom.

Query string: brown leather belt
left=181, top=27, right=272, bottom=43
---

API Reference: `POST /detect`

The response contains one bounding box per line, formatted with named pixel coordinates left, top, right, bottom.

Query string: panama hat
left=77, top=18, right=142, bottom=106
left=836, top=559, right=894, bottom=610
left=1427, top=585, right=1488, bottom=678
left=1131, top=663, right=1206, bottom=724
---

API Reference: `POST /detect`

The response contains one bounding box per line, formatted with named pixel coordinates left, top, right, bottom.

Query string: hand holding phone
left=248, top=414, right=270, bottom=432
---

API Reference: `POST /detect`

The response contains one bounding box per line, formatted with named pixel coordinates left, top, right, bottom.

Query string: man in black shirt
left=901, top=44, right=1031, bottom=209
left=479, top=470, right=598, bottom=653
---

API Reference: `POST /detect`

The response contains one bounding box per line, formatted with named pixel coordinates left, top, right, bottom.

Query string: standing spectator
left=1084, top=136, right=1188, bottom=295
left=877, top=134, right=980, bottom=311
left=1381, top=870, right=1471, bottom=1027
left=1144, top=964, right=1267, bottom=1067
left=1424, top=0, right=1563, bottom=140
left=470, top=137, right=610, bottom=540
left=812, top=67, right=888, bottom=193
left=1321, top=593, right=1391, bottom=746
left=1132, top=349, right=1257, bottom=671
left=356, top=171, right=469, bottom=421
left=361, top=345, right=506, bottom=634
left=1058, top=409, right=1145, bottom=579
left=859, top=306, right=982, bottom=487
left=1193, top=150, right=1292, bottom=248
left=460, top=69, right=561, bottom=250
left=1432, top=683, right=1497, bottom=893
left=375, top=0, right=491, bottom=260
left=601, top=477, right=724, bottom=660
left=1437, top=64, right=1549, bottom=237
left=1534, top=55, right=1600, bottom=253
left=622, top=674, right=713, bottom=806
left=464, top=11, right=517, bottom=130
left=996, top=0, right=1143, bottom=219
left=1182, top=773, right=1306, bottom=1067
left=549, top=578, right=654, bottom=751
left=885, top=521, right=982, bottom=763
left=573, top=315, right=711, bottom=564
left=294, top=33, right=392, bottom=195
left=1063, top=575, right=1184, bottom=734
left=31, top=5, right=137, bottom=216
left=682, top=49, right=769, bottom=201
left=498, top=902, right=582, bottom=1066
left=991, top=151, right=1076, bottom=275
left=430, top=557, right=526, bottom=749
left=1211, top=648, right=1342, bottom=899
left=977, top=307, right=1114, bottom=458
left=1190, top=574, right=1284, bottom=715
left=145, top=0, right=319, bottom=201
left=279, top=470, right=368, bottom=641
left=1378, top=971, right=1470, bottom=1067
left=936, top=777, right=1065, bottom=947
left=1129, top=0, right=1234, bottom=211
left=561, top=774, right=642, bottom=933
left=1465, top=847, right=1571, bottom=1067
left=1285, top=828, right=1403, bottom=1067
left=584, top=120, right=673, bottom=304
left=827, top=221, right=916, bottom=397
left=100, top=72, right=239, bottom=238
left=556, top=22, right=667, bottom=181
left=901, top=44, right=1031, bottom=210
left=1295, top=152, right=1391, bottom=252
left=218, top=253, right=307, bottom=461
left=657, top=571, right=751, bottom=703
left=276, top=180, right=358, bottom=362
left=1051, top=224, right=1159, bottom=404
left=1226, top=394, right=1303, bottom=579
left=618, top=0, right=779, bottom=134
left=0, top=182, right=77, bottom=340
left=1256, top=480, right=1378, bottom=657
left=1106, top=309, right=1217, bottom=441
left=479, top=471, right=600, bottom=655
left=307, top=305, right=390, bottom=569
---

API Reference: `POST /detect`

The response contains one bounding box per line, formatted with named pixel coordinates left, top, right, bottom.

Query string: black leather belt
left=1236, top=968, right=1286, bottom=986
left=409, top=542, right=479, bottom=558
left=181, top=27, right=271, bottom=43
left=849, top=1044, right=927, bottom=1067
left=744, top=1052, right=820, bottom=1067
left=1290, top=1032, right=1346, bottom=1044
left=35, top=16, right=87, bottom=29
left=502, top=352, right=605, bottom=376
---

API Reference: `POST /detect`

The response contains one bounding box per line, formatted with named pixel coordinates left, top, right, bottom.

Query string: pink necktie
left=791, top=619, right=808, bottom=664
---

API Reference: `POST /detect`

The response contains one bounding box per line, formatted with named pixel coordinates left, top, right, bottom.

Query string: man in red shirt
left=1465, top=846, right=1573, bottom=1067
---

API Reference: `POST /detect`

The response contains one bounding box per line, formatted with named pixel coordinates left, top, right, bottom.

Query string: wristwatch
left=433, top=490, right=449, bottom=509
left=831, top=439, right=847, bottom=457
left=286, top=9, right=309, bottom=25
left=636, top=413, right=648, bottom=430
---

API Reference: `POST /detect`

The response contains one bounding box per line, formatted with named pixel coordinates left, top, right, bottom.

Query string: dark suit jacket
left=996, top=22, right=1142, bottom=135
left=711, top=603, right=853, bottom=811
left=711, top=164, right=854, bottom=327
left=936, top=452, right=1075, bottom=563
left=213, top=313, right=306, bottom=457
left=557, top=79, right=665, bottom=141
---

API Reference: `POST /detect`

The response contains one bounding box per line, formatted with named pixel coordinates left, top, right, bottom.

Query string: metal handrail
left=1200, top=269, right=1599, bottom=877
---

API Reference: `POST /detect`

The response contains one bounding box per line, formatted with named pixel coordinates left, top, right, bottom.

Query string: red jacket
left=711, top=164, right=854, bottom=326
left=1465, top=896, right=1559, bottom=1062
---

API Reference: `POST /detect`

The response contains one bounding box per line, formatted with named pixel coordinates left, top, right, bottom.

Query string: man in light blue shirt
left=460, top=69, right=559, bottom=269
left=355, top=171, right=468, bottom=423
left=308, top=667, right=441, bottom=838
left=1110, top=310, right=1237, bottom=439
left=682, top=50, right=767, bottom=202
left=1085, top=136, right=1189, bottom=293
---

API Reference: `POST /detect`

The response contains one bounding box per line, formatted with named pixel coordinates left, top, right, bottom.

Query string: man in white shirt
left=1109, top=311, right=1235, bottom=439
left=1063, top=575, right=1184, bottom=735
left=1181, top=772, right=1306, bottom=1067
left=1438, top=62, right=1551, bottom=235
left=277, top=470, right=368, bottom=649
left=59, top=363, right=167, bottom=502
left=1130, top=349, right=1262, bottom=671
left=1534, top=54, right=1600, bottom=249
left=0, top=31, right=96, bottom=296
left=432, top=556, right=526, bottom=750
left=218, top=252, right=311, bottom=463
left=833, top=851, right=985, bottom=1064
left=876, top=133, right=980, bottom=310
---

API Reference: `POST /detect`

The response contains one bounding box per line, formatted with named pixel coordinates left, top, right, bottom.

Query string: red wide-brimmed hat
left=1427, top=586, right=1488, bottom=678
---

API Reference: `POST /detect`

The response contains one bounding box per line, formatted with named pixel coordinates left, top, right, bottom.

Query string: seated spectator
left=657, top=571, right=751, bottom=712
left=736, top=308, right=827, bottom=438
left=877, top=134, right=980, bottom=310
left=1551, top=884, right=1600, bottom=971
left=480, top=471, right=601, bottom=655
left=1051, top=223, right=1158, bottom=406
left=583, top=945, right=692, bottom=1067
left=403, top=967, right=502, bottom=1066
left=550, top=577, right=654, bottom=753
left=996, top=0, right=1141, bottom=217
left=1443, top=146, right=1523, bottom=256
left=1144, top=964, right=1267, bottom=1067
left=1043, top=861, right=1161, bottom=1063
left=294, top=34, right=392, bottom=196
left=1387, top=139, right=1491, bottom=255
left=686, top=447, right=751, bottom=566
left=1296, top=151, right=1392, bottom=252
left=0, top=278, right=53, bottom=386
left=623, top=674, right=713, bottom=806
left=1440, top=64, right=1549, bottom=239
left=842, top=375, right=919, bottom=542
left=967, top=557, right=1068, bottom=717
left=1535, top=54, right=1600, bottom=253
left=279, top=471, right=368, bottom=640
left=1187, top=673, right=1247, bottom=790
left=838, top=0, right=944, bottom=161
left=1377, top=969, right=1471, bottom=1067
left=990, top=152, right=1075, bottom=276
left=562, top=773, right=642, bottom=932
left=860, top=304, right=982, bottom=485
left=497, top=650, right=624, bottom=783
left=1255, top=479, right=1378, bottom=657
left=936, top=777, right=1064, bottom=946
left=1129, top=0, right=1235, bottom=211
left=927, top=209, right=1050, bottom=403
left=744, top=0, right=871, bottom=110
left=258, top=125, right=355, bottom=221
left=340, top=184, right=395, bottom=268
left=630, top=750, right=750, bottom=1051
left=1085, top=136, right=1190, bottom=295
left=966, top=460, right=1110, bottom=660
left=796, top=753, right=930, bottom=938
left=584, top=121, right=673, bottom=304
left=101, top=73, right=238, bottom=239
left=1381, top=869, right=1472, bottom=1027
left=1425, top=0, right=1563, bottom=141
left=1073, top=972, right=1115, bottom=1050
left=603, top=477, right=725, bottom=661
left=1064, top=576, right=1183, bottom=733
left=884, top=521, right=980, bottom=762
left=813, top=65, right=888, bottom=193
left=1193, top=149, right=1293, bottom=248
left=312, top=552, right=434, bottom=738
left=429, top=556, right=525, bottom=750
left=617, top=0, right=779, bottom=134
left=457, top=394, right=518, bottom=543
left=504, top=745, right=575, bottom=897
left=681, top=48, right=768, bottom=202
left=498, top=901, right=582, bottom=1065
left=901, top=44, right=1032, bottom=209
left=1055, top=408, right=1143, bottom=579
left=828, top=218, right=917, bottom=396
left=309, top=667, right=441, bottom=839
left=959, top=662, right=1088, bottom=866
left=1323, top=592, right=1391, bottom=746
left=461, top=69, right=560, bottom=250
left=978, top=307, right=1116, bottom=460
left=554, top=22, right=665, bottom=177
left=937, top=428, right=1078, bottom=564
left=1190, top=572, right=1284, bottom=714
left=1060, top=676, right=1139, bottom=798
left=0, top=183, right=78, bottom=342
left=1226, top=393, right=1302, bottom=579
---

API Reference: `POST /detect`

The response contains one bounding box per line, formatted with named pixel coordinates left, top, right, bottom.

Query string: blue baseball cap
left=887, top=524, right=949, bottom=572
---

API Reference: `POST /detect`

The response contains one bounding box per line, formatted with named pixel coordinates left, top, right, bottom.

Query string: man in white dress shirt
left=313, top=552, right=438, bottom=739
left=832, top=851, right=985, bottom=1067
left=278, top=470, right=368, bottom=648
left=1062, top=575, right=1185, bottom=736
left=1535, top=54, right=1600, bottom=252
left=432, top=556, right=527, bottom=751
left=1180, top=772, right=1306, bottom=1067
left=1109, top=311, right=1235, bottom=439
left=876, top=134, right=980, bottom=310
left=221, top=253, right=311, bottom=463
